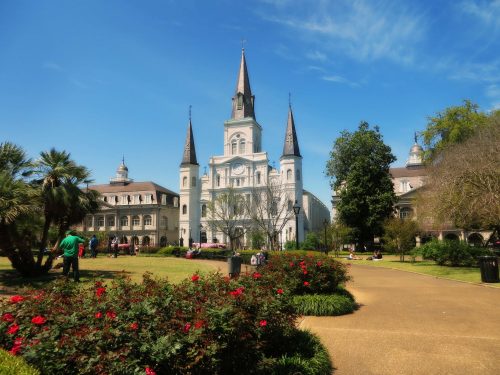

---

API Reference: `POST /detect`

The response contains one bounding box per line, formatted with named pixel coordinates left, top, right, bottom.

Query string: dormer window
left=237, top=94, right=243, bottom=110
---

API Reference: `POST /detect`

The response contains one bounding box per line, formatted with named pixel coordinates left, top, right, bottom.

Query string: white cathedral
left=178, top=50, right=330, bottom=249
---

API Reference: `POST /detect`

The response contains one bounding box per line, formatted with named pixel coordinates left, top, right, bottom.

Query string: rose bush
left=0, top=272, right=298, bottom=375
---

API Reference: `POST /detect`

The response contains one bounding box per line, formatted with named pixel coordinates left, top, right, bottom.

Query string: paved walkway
left=299, top=264, right=500, bottom=375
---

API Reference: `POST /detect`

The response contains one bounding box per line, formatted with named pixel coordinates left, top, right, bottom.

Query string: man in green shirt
left=59, top=230, right=85, bottom=282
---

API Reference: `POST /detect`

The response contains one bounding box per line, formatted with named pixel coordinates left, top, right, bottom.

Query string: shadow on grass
left=0, top=268, right=134, bottom=296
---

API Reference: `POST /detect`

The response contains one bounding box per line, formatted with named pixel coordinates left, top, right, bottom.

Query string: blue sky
left=1, top=0, right=499, bottom=207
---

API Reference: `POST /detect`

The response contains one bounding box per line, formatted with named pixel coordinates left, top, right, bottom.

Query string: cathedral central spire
left=231, top=48, right=255, bottom=120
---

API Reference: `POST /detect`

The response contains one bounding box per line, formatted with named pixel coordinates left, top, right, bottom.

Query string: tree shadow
left=0, top=268, right=134, bottom=296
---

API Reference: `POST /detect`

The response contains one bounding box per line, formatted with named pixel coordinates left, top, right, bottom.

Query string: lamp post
left=292, top=200, right=301, bottom=250
left=323, top=218, right=329, bottom=255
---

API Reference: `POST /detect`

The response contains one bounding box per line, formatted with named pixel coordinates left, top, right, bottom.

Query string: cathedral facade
left=178, top=50, right=330, bottom=248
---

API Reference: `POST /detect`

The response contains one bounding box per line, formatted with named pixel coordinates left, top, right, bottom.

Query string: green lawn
left=0, top=255, right=224, bottom=296
left=335, top=254, right=500, bottom=287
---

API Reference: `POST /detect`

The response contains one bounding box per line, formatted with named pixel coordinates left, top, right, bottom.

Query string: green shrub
left=0, top=349, right=39, bottom=375
left=413, top=239, right=489, bottom=266
left=138, top=246, right=161, bottom=254
left=259, top=253, right=351, bottom=295
left=292, top=294, right=356, bottom=316
left=0, top=272, right=297, bottom=375
left=258, top=329, right=333, bottom=375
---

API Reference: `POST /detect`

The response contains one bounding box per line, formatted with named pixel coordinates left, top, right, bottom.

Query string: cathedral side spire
left=180, top=118, right=198, bottom=166
left=281, top=105, right=301, bottom=158
left=231, top=48, right=255, bottom=120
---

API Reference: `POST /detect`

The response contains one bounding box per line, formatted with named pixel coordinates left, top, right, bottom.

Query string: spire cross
left=414, top=132, right=417, bottom=144
left=241, top=38, right=246, bottom=51
left=122, top=155, right=125, bottom=164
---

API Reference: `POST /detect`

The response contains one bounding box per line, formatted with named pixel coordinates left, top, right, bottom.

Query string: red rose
left=303, top=270, right=308, bottom=275
left=7, top=324, right=19, bottom=335
left=252, top=272, right=262, bottom=279
left=9, top=344, right=21, bottom=356
left=276, top=289, right=283, bottom=294
left=303, top=281, right=310, bottom=286
left=229, top=287, right=245, bottom=297
left=31, top=316, right=46, bottom=325
left=96, top=287, right=106, bottom=298
left=194, top=320, right=204, bottom=329
left=130, top=322, right=139, bottom=330
left=1, top=313, right=14, bottom=322
left=191, top=274, right=200, bottom=282
left=106, top=311, right=116, bottom=319
left=259, top=320, right=267, bottom=327
left=95, top=312, right=102, bottom=319
left=145, top=367, right=157, bottom=375
left=10, top=295, right=24, bottom=304
left=289, top=262, right=295, bottom=267
left=95, top=281, right=103, bottom=288
left=183, top=323, right=191, bottom=333
left=316, top=261, right=322, bottom=267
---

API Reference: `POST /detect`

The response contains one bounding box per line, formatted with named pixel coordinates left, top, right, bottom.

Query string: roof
left=180, top=120, right=199, bottom=166
left=231, top=49, right=255, bottom=120
left=281, top=105, right=301, bottom=158
left=89, top=181, right=178, bottom=196
left=390, top=166, right=427, bottom=179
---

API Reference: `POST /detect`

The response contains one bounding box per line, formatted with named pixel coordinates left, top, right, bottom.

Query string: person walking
left=89, top=235, right=98, bottom=258
left=59, top=230, right=85, bottom=282
left=111, top=236, right=119, bottom=258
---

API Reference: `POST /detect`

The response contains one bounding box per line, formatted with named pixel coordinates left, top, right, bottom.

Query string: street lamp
left=323, top=218, right=329, bottom=255
left=292, top=200, right=301, bottom=250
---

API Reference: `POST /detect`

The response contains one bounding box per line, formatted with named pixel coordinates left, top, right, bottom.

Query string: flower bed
left=0, top=270, right=333, bottom=374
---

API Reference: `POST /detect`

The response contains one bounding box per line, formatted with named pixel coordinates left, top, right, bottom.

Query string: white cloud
left=459, top=0, right=500, bottom=28
left=322, top=74, right=359, bottom=87
left=259, top=0, right=426, bottom=65
left=448, top=59, right=500, bottom=83
left=306, top=50, right=327, bottom=62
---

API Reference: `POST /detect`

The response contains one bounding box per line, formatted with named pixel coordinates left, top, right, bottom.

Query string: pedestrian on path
left=59, top=230, right=85, bottom=282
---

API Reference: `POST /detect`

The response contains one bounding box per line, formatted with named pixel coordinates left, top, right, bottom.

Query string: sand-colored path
left=300, top=264, right=500, bottom=375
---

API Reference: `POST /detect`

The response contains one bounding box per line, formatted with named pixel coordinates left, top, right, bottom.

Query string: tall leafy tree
left=421, top=99, right=488, bottom=161
left=326, top=122, right=396, bottom=247
left=0, top=144, right=100, bottom=276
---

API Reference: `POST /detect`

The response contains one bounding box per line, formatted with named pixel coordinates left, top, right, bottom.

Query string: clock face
left=232, top=162, right=245, bottom=175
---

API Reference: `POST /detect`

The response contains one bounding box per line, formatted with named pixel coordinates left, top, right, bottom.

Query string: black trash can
left=478, top=256, right=499, bottom=283
left=228, top=255, right=242, bottom=278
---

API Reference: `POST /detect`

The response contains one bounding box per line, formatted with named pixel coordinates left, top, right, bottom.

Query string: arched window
left=182, top=176, right=187, bottom=187
left=216, top=174, right=220, bottom=187
left=97, top=216, right=104, bottom=227
left=296, top=169, right=301, bottom=181
left=120, top=216, right=129, bottom=226
left=120, top=236, right=128, bottom=244
left=287, top=169, right=292, bottom=181
left=256, top=171, right=261, bottom=184
left=161, top=216, right=168, bottom=229
left=142, top=236, right=151, bottom=246
left=182, top=204, right=187, bottom=215
left=231, top=142, right=237, bottom=155
left=237, top=94, right=243, bottom=109
left=468, top=233, right=483, bottom=247
left=160, top=236, right=167, bottom=247
left=144, top=215, right=152, bottom=226
left=107, top=216, right=115, bottom=227
left=191, top=176, right=196, bottom=187
left=132, top=215, right=140, bottom=226
left=201, top=204, right=207, bottom=217
left=239, top=139, right=246, bottom=154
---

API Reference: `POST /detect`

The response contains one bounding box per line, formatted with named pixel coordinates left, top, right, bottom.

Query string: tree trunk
left=37, top=212, right=52, bottom=267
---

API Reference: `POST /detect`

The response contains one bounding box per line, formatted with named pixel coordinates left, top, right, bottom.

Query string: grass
left=0, top=255, right=224, bottom=296
left=335, top=253, right=500, bottom=287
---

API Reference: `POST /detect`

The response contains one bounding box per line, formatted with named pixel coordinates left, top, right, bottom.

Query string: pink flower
left=194, top=320, right=204, bottom=329
left=276, top=289, right=283, bottom=295
left=106, top=311, right=117, bottom=320
left=183, top=323, right=191, bottom=333
left=145, top=367, right=157, bottom=375
left=7, top=324, right=19, bottom=335
left=191, top=274, right=200, bottom=282
left=229, top=287, right=245, bottom=297
left=96, top=287, right=106, bottom=298
left=259, top=320, right=267, bottom=327
left=130, top=322, right=139, bottom=330
left=289, top=262, right=295, bottom=267
left=303, top=281, right=310, bottom=286
left=252, top=272, right=262, bottom=279
left=95, top=312, right=102, bottom=319
left=1, top=313, right=14, bottom=322
left=31, top=316, right=46, bottom=325
left=9, top=295, right=24, bottom=304
left=316, top=261, right=322, bottom=267
left=303, top=270, right=308, bottom=275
